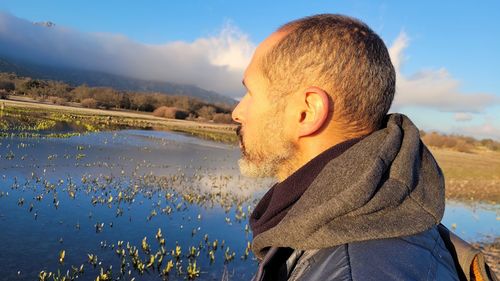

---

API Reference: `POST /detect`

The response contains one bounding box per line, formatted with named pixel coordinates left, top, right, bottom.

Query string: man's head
left=232, top=14, right=395, bottom=180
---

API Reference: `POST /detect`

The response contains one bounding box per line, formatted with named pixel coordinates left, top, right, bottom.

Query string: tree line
left=420, top=130, right=499, bottom=153
left=0, top=72, right=234, bottom=123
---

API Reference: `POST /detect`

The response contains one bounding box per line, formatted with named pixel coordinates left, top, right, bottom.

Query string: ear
left=297, top=87, right=330, bottom=137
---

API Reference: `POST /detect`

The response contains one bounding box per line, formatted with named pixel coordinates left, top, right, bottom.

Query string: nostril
left=231, top=96, right=247, bottom=123
left=231, top=111, right=241, bottom=123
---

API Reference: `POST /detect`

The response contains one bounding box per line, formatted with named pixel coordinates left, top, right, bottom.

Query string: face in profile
left=232, top=33, right=297, bottom=179
left=234, top=100, right=295, bottom=179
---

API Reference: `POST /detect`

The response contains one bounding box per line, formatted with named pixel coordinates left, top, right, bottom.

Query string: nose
left=232, top=99, right=244, bottom=124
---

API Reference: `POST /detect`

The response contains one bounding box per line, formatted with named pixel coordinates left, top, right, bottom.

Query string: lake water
left=0, top=130, right=498, bottom=280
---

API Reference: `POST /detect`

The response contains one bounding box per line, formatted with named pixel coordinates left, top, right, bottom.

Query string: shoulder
left=346, top=227, right=459, bottom=281
left=289, top=226, right=459, bottom=281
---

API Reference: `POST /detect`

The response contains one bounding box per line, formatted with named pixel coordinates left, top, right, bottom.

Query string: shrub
left=81, top=98, right=98, bottom=108
left=422, top=132, right=446, bottom=148
left=48, top=96, right=67, bottom=105
left=197, top=105, right=216, bottom=120
left=443, top=137, right=457, bottom=148
left=153, top=106, right=188, bottom=120
left=462, top=136, right=476, bottom=145
left=0, top=81, right=15, bottom=92
left=455, top=140, right=474, bottom=153
left=480, top=139, right=500, bottom=151
left=212, top=113, right=234, bottom=124
left=422, top=132, right=479, bottom=153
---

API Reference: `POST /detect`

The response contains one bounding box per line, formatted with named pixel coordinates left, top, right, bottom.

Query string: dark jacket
left=251, top=114, right=462, bottom=280
left=253, top=226, right=459, bottom=281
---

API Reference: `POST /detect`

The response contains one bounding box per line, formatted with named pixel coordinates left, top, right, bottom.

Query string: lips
left=236, top=125, right=242, bottom=138
left=236, top=125, right=246, bottom=155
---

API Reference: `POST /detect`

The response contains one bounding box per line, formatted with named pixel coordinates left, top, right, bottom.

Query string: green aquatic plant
left=187, top=260, right=200, bottom=279
left=141, top=237, right=150, bottom=255
left=59, top=250, right=65, bottom=264
left=161, top=260, right=174, bottom=276
left=3, top=127, right=268, bottom=280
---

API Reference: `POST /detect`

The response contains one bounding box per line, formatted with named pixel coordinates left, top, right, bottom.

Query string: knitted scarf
left=251, top=114, right=445, bottom=260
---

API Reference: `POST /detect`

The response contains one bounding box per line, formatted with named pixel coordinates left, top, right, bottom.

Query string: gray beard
left=238, top=157, right=277, bottom=178
left=237, top=139, right=297, bottom=179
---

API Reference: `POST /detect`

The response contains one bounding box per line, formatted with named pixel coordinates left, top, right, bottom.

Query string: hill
left=0, top=57, right=236, bottom=105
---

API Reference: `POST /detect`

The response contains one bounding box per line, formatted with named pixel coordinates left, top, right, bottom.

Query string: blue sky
left=0, top=0, right=499, bottom=139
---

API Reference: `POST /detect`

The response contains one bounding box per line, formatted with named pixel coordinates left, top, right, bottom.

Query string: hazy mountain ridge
left=0, top=57, right=237, bottom=105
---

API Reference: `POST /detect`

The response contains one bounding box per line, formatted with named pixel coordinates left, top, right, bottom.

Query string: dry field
left=430, top=147, right=500, bottom=204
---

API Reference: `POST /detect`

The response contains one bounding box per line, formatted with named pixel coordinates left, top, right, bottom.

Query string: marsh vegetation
left=0, top=101, right=498, bottom=280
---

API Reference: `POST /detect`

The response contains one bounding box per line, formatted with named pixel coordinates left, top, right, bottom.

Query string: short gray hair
left=261, top=14, right=395, bottom=134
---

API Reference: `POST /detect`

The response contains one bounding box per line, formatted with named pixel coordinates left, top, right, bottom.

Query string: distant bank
left=0, top=98, right=238, bottom=144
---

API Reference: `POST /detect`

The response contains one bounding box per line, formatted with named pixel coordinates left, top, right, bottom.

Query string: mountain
left=33, top=21, right=56, bottom=28
left=0, top=57, right=237, bottom=105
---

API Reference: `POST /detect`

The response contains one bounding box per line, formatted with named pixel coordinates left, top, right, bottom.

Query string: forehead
left=243, top=31, right=289, bottom=84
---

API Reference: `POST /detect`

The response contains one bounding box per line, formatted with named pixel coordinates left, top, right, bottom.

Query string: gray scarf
left=252, top=114, right=445, bottom=259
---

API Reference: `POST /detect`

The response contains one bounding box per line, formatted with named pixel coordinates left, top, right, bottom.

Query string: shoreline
left=2, top=98, right=499, bottom=205
left=0, top=98, right=239, bottom=143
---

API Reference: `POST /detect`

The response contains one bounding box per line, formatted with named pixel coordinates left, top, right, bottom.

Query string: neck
left=275, top=134, right=351, bottom=182
left=274, top=119, right=374, bottom=182
left=275, top=150, right=304, bottom=182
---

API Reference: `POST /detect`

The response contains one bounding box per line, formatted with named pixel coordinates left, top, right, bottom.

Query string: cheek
left=248, top=116, right=276, bottom=145
left=242, top=101, right=275, bottom=143
left=241, top=118, right=264, bottom=149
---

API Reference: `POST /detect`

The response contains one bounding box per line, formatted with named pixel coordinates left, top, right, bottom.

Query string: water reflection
left=0, top=130, right=271, bottom=280
left=0, top=129, right=496, bottom=280
left=442, top=200, right=499, bottom=242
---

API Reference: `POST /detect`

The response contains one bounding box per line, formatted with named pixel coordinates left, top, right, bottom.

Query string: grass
left=430, top=147, right=500, bottom=204
left=0, top=99, right=238, bottom=143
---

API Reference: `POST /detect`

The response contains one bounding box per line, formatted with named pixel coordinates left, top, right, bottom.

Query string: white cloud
left=388, top=31, right=499, bottom=113
left=0, top=12, right=255, bottom=97
left=454, top=112, right=474, bottom=122
left=197, top=22, right=255, bottom=71
left=453, top=121, right=500, bottom=140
